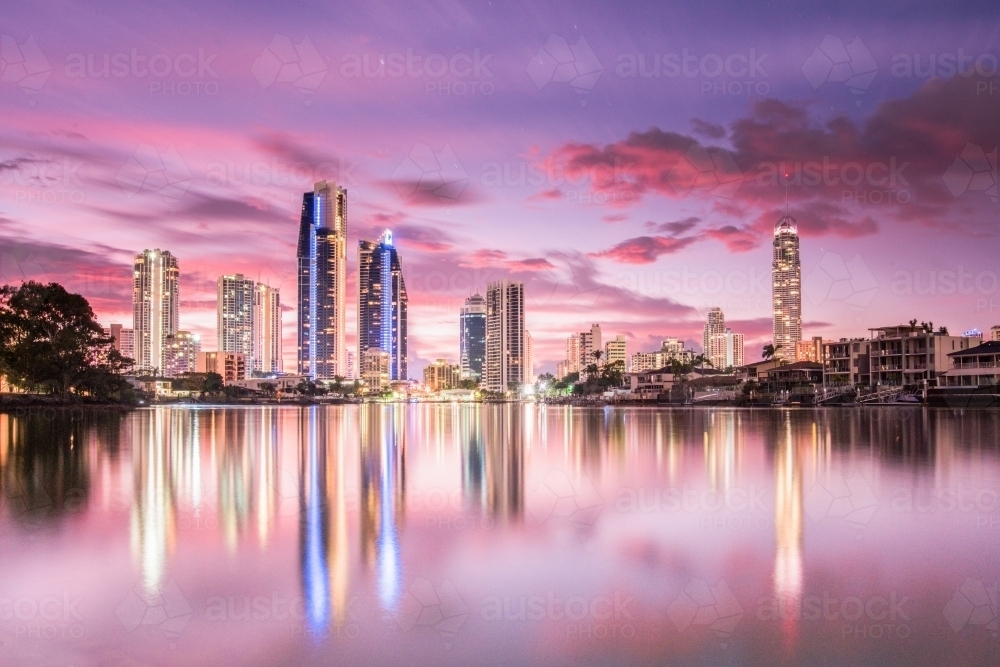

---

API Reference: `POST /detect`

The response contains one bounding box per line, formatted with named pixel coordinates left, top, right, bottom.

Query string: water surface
left=1, top=405, right=998, bottom=666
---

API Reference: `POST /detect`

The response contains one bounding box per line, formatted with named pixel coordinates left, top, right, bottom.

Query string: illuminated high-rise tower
left=297, top=181, right=347, bottom=379
left=217, top=274, right=255, bottom=361
left=460, top=293, right=487, bottom=381
left=485, top=280, right=525, bottom=392
left=702, top=307, right=725, bottom=355
left=133, top=249, right=179, bottom=375
left=254, top=284, right=282, bottom=374
left=358, top=230, right=408, bottom=381
left=772, top=216, right=802, bottom=359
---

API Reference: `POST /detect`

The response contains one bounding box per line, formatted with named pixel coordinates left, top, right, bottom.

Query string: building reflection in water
left=773, top=415, right=803, bottom=646
left=483, top=405, right=524, bottom=524
left=460, top=407, right=486, bottom=515
left=131, top=409, right=177, bottom=595
left=359, top=405, right=405, bottom=612
left=705, top=411, right=740, bottom=494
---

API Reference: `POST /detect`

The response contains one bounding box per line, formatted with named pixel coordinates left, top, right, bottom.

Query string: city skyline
left=1, top=2, right=998, bottom=379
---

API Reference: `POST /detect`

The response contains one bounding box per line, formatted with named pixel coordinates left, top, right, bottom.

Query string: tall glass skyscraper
left=132, top=248, right=179, bottom=375
left=485, top=280, right=525, bottom=392
left=772, top=216, right=802, bottom=359
left=297, top=181, right=347, bottom=379
left=358, top=230, right=408, bottom=381
left=460, top=293, right=486, bottom=381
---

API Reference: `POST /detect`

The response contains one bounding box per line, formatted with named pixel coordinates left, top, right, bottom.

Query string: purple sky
left=1, top=0, right=998, bottom=376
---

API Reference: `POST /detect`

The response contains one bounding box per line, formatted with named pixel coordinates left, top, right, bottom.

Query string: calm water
left=1, top=405, right=998, bottom=666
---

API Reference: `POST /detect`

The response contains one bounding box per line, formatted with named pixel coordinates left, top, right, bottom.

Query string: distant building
left=708, top=329, right=744, bottom=370
left=556, top=361, right=570, bottom=378
left=424, top=359, right=462, bottom=391
left=197, top=351, right=247, bottom=382
left=104, top=323, right=135, bottom=361
left=460, top=293, right=487, bottom=380
left=253, top=283, right=282, bottom=374
left=772, top=216, right=802, bottom=359
left=525, top=331, right=534, bottom=384
left=485, top=280, right=525, bottom=392
left=578, top=323, right=602, bottom=370
left=358, top=229, right=408, bottom=381
left=823, top=339, right=870, bottom=386
left=605, top=335, right=627, bottom=369
left=630, top=339, right=696, bottom=373
left=702, top=307, right=725, bottom=356
left=795, top=336, right=825, bottom=363
left=564, top=335, right=580, bottom=375
left=991, top=325, right=1000, bottom=342
left=163, top=331, right=201, bottom=377
left=297, top=180, right=348, bottom=380
left=869, top=325, right=980, bottom=386
left=346, top=350, right=356, bottom=379
left=361, top=348, right=390, bottom=393
left=218, top=274, right=255, bottom=362
left=133, top=249, right=179, bottom=374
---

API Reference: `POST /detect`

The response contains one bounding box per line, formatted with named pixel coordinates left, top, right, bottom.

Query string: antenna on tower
left=784, top=173, right=789, bottom=217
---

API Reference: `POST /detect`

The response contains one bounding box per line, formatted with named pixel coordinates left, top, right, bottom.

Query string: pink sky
left=1, top=1, right=998, bottom=376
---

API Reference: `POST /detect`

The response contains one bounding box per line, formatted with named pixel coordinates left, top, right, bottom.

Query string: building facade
left=196, top=351, right=247, bottom=382
left=869, top=325, right=981, bottom=386
left=485, top=280, right=525, bottom=392
left=772, top=217, right=802, bottom=359
left=104, top=323, right=136, bottom=361
left=217, top=274, right=255, bottom=362
left=941, top=341, right=1000, bottom=386
left=163, top=331, right=201, bottom=377
left=358, top=229, right=408, bottom=381
left=992, top=325, right=1000, bottom=342
left=253, top=284, right=282, bottom=375
left=361, top=348, right=390, bottom=393
left=579, top=323, right=602, bottom=369
left=795, top=336, right=825, bottom=363
left=460, top=293, right=487, bottom=380
left=822, top=339, right=871, bottom=386
left=703, top=307, right=725, bottom=356
left=564, top=335, right=580, bottom=375
left=605, top=335, right=627, bottom=369
left=708, top=329, right=744, bottom=370
left=424, top=359, right=462, bottom=391
left=297, top=181, right=347, bottom=379
left=133, top=249, right=179, bottom=375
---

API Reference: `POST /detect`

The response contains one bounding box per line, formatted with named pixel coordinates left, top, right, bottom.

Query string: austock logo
left=116, top=579, right=193, bottom=646
left=802, top=35, right=878, bottom=105
left=528, top=468, right=603, bottom=530
left=527, top=35, right=603, bottom=105
left=667, top=143, right=742, bottom=199
left=943, top=143, right=998, bottom=203
left=0, top=35, right=52, bottom=103
left=668, top=578, right=743, bottom=637
left=0, top=243, right=44, bottom=284
left=252, top=35, right=327, bottom=102
left=804, top=251, right=879, bottom=310
left=392, top=143, right=469, bottom=202
left=803, top=470, right=879, bottom=528
left=396, top=578, right=469, bottom=647
left=116, top=144, right=193, bottom=203
left=943, top=578, right=998, bottom=636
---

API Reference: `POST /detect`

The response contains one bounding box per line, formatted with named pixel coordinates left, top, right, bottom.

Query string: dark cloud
left=691, top=119, right=725, bottom=139
left=644, top=216, right=701, bottom=235
left=590, top=235, right=696, bottom=264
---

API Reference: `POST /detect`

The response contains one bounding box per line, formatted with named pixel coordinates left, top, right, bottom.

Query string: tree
left=693, top=354, right=713, bottom=373
left=0, top=281, right=134, bottom=398
left=761, top=343, right=782, bottom=361
left=458, top=378, right=480, bottom=390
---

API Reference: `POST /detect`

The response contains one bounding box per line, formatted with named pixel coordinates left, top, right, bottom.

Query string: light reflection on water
left=0, top=405, right=998, bottom=666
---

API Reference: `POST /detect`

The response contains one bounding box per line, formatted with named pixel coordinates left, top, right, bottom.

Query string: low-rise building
left=940, top=341, right=1000, bottom=387
left=795, top=336, right=825, bottom=363
left=626, top=367, right=677, bottom=398
left=869, top=325, right=981, bottom=387
left=424, top=358, right=462, bottom=391
left=228, top=375, right=310, bottom=393
left=823, top=339, right=870, bottom=386
left=362, top=348, right=391, bottom=393
left=196, top=351, right=247, bottom=382
left=991, top=325, right=1000, bottom=342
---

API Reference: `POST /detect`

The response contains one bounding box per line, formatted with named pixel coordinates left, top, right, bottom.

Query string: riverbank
left=0, top=393, right=137, bottom=413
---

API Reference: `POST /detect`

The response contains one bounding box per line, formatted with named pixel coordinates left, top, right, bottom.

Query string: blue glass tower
left=358, top=230, right=408, bottom=380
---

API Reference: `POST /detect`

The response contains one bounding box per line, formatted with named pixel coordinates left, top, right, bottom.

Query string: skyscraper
left=485, top=280, right=525, bottom=392
left=579, top=323, right=602, bottom=368
left=254, top=284, right=282, bottom=374
left=133, top=249, right=179, bottom=375
left=104, top=323, right=135, bottom=361
left=218, top=274, right=255, bottom=362
left=709, top=329, right=745, bottom=369
left=298, top=180, right=347, bottom=380
left=772, top=216, right=802, bottom=359
left=605, top=335, right=627, bottom=369
left=460, top=293, right=487, bottom=381
left=163, top=331, right=201, bottom=377
left=565, top=335, right=580, bottom=375
left=525, top=331, right=534, bottom=384
left=703, top=307, right=725, bottom=355
left=358, top=230, right=408, bottom=381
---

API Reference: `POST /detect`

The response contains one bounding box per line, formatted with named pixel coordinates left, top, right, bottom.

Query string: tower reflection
left=773, top=415, right=803, bottom=646
left=483, top=405, right=524, bottom=523
left=360, top=404, right=405, bottom=611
